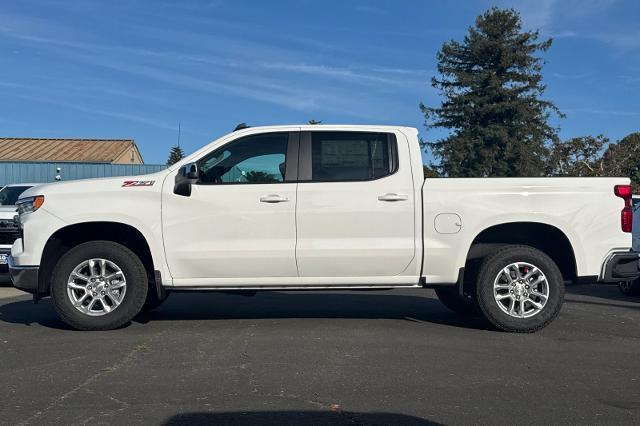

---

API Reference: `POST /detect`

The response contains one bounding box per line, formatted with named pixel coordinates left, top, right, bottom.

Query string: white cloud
left=512, top=0, right=618, bottom=31
left=0, top=11, right=430, bottom=120
left=12, top=93, right=177, bottom=130
left=258, top=62, right=425, bottom=89
left=565, top=108, right=640, bottom=117
left=516, top=0, right=558, bottom=31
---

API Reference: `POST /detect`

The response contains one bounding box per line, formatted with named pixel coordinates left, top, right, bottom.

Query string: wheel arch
left=465, top=221, right=578, bottom=282
left=39, top=221, right=158, bottom=295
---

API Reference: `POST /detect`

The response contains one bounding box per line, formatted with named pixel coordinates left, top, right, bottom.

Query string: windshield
left=0, top=186, right=32, bottom=206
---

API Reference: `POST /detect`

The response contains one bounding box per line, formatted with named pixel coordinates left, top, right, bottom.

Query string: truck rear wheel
left=475, top=245, right=564, bottom=333
left=50, top=241, right=148, bottom=330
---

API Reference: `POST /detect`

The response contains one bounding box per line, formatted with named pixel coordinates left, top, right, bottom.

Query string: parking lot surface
left=0, top=284, right=639, bottom=425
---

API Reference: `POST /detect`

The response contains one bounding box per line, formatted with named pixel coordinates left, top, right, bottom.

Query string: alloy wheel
left=66, top=258, right=127, bottom=316
left=493, top=262, right=549, bottom=319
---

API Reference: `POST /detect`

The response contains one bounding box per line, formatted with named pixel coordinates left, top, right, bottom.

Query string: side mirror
left=185, top=163, right=199, bottom=180
left=174, top=163, right=199, bottom=197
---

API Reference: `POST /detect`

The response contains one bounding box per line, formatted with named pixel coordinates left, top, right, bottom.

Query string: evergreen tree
left=421, top=7, right=563, bottom=177
left=167, top=145, right=185, bottom=166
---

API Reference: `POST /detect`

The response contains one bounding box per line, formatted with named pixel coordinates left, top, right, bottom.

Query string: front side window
left=310, top=132, right=397, bottom=182
left=198, top=133, right=289, bottom=184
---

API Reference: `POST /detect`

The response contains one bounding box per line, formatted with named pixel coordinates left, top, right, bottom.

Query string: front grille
left=0, top=231, right=20, bottom=245
left=0, top=219, right=20, bottom=245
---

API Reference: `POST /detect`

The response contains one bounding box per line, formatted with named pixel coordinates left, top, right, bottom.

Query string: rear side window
left=310, top=132, right=397, bottom=182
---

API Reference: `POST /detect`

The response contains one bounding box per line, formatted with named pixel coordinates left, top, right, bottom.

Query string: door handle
left=260, top=194, right=289, bottom=203
left=378, top=193, right=409, bottom=202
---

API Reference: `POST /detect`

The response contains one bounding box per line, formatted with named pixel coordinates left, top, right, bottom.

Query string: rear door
left=294, top=130, right=416, bottom=281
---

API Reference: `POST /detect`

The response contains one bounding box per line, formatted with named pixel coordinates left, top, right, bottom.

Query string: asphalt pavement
left=0, top=283, right=639, bottom=425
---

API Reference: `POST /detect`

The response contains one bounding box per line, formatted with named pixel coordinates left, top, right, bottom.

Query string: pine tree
left=166, top=145, right=185, bottom=166
left=421, top=7, right=563, bottom=177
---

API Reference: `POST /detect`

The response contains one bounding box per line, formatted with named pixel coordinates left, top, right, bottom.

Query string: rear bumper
left=8, top=255, right=40, bottom=295
left=601, top=251, right=640, bottom=282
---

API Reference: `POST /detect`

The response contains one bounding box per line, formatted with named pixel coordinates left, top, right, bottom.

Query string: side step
left=166, top=284, right=420, bottom=292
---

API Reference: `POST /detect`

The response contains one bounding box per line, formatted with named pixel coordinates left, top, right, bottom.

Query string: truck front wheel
left=50, top=241, right=148, bottom=330
left=475, top=245, right=564, bottom=333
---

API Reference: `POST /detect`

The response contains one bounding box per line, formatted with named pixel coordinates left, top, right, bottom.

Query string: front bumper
left=0, top=247, right=10, bottom=273
left=601, top=251, right=640, bottom=282
left=8, top=255, right=40, bottom=295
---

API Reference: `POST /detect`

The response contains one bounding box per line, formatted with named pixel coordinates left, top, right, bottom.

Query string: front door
left=162, top=131, right=299, bottom=284
left=295, top=131, right=416, bottom=281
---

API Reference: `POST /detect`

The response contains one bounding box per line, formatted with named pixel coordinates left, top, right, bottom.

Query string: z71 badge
left=122, top=180, right=155, bottom=187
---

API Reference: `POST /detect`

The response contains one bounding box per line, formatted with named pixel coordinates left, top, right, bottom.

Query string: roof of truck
left=232, top=124, right=418, bottom=133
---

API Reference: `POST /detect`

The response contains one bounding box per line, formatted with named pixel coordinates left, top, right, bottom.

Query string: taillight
left=614, top=185, right=633, bottom=233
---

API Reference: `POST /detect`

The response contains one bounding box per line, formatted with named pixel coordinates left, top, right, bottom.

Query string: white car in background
left=618, top=195, right=640, bottom=296
left=0, top=184, right=39, bottom=272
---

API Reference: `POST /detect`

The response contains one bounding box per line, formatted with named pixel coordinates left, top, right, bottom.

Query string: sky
left=1, top=0, right=639, bottom=165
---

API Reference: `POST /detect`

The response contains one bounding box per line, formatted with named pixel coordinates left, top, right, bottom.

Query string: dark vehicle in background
left=618, top=196, right=640, bottom=296
left=0, top=184, right=38, bottom=273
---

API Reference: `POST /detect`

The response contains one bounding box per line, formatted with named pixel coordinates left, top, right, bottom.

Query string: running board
left=166, top=284, right=422, bottom=292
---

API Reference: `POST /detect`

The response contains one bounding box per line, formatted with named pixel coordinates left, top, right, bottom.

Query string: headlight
left=16, top=195, right=45, bottom=215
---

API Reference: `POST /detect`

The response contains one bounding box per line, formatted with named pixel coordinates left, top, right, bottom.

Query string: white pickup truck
left=9, top=125, right=640, bottom=331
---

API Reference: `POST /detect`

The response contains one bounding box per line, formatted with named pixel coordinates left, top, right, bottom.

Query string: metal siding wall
left=0, top=162, right=166, bottom=186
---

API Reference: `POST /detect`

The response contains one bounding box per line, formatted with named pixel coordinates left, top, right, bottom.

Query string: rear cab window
left=301, top=132, right=398, bottom=182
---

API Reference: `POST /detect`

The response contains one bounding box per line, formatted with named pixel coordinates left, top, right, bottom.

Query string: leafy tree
left=603, top=132, right=640, bottom=192
left=167, top=145, right=185, bottom=166
left=421, top=7, right=563, bottom=177
left=244, top=170, right=278, bottom=183
left=547, top=135, right=609, bottom=177
left=423, top=164, right=440, bottom=178
left=548, top=132, right=640, bottom=193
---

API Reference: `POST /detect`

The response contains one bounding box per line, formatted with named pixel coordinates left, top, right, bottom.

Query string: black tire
left=141, top=289, right=169, bottom=312
left=618, top=279, right=640, bottom=297
left=50, top=241, right=148, bottom=330
left=475, top=245, right=564, bottom=333
left=434, top=286, right=478, bottom=316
